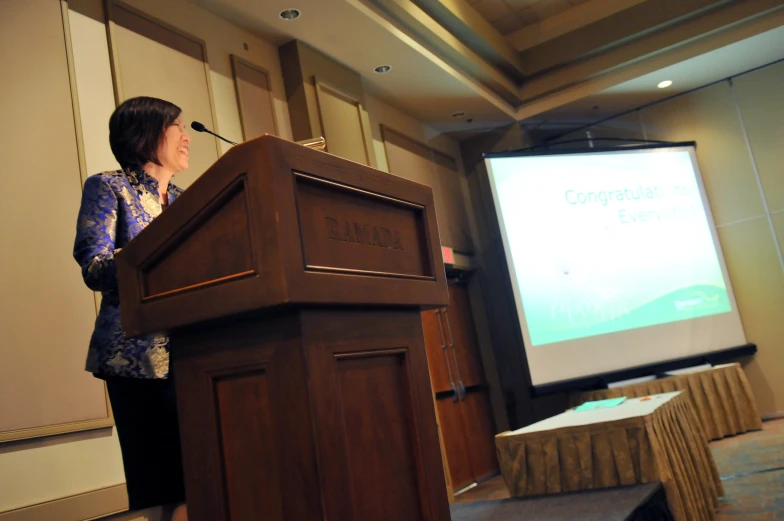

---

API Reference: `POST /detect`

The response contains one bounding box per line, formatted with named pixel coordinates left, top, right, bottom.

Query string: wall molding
left=62, top=0, right=104, bottom=318
left=0, top=485, right=128, bottom=521
left=314, top=77, right=377, bottom=168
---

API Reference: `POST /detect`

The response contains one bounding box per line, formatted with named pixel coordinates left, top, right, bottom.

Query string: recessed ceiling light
left=452, top=111, right=466, bottom=118
left=279, top=8, right=301, bottom=20
left=658, top=80, right=673, bottom=89
left=374, top=65, right=392, bottom=74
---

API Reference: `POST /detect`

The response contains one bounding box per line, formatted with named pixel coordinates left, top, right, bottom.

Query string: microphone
left=191, top=121, right=237, bottom=146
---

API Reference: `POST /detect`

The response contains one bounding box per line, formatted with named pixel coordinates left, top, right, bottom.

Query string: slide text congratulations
left=564, top=185, right=698, bottom=224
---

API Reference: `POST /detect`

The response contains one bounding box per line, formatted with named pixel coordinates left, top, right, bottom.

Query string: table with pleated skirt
left=495, top=391, right=723, bottom=521
left=571, top=363, right=762, bottom=441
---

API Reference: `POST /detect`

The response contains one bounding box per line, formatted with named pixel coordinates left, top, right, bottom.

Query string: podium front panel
left=294, top=171, right=434, bottom=280
left=173, top=309, right=451, bottom=521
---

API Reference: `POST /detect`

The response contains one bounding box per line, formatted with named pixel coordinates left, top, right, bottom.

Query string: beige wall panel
left=364, top=95, right=465, bottom=172
left=70, top=0, right=293, bottom=158
left=383, top=128, right=449, bottom=246
left=231, top=56, right=277, bottom=140
left=434, top=152, right=474, bottom=253
left=771, top=212, right=784, bottom=260
left=315, top=82, right=373, bottom=166
left=641, top=82, right=764, bottom=226
left=733, top=61, right=784, bottom=213
left=110, top=3, right=218, bottom=188
left=372, top=101, right=429, bottom=146
left=297, top=42, right=365, bottom=105
left=0, top=429, right=126, bottom=513
left=298, top=40, right=365, bottom=143
left=0, top=2, right=123, bottom=512
left=718, top=217, right=784, bottom=415
left=120, top=0, right=293, bottom=151
left=304, top=81, right=325, bottom=141
left=366, top=94, right=416, bottom=174
left=68, top=2, right=119, bottom=176
left=382, top=127, right=438, bottom=185
left=2, top=0, right=295, bottom=516
left=280, top=41, right=364, bottom=144
left=0, top=0, right=107, bottom=435
left=0, top=483, right=128, bottom=521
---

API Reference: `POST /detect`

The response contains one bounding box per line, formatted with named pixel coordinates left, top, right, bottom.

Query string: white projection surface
left=485, top=146, right=746, bottom=386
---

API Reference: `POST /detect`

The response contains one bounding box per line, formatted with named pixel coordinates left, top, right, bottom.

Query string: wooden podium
left=116, top=136, right=452, bottom=521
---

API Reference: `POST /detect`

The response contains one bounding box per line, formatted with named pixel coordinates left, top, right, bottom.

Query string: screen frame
left=484, top=141, right=697, bottom=159
left=530, top=343, right=756, bottom=396
left=484, top=142, right=748, bottom=391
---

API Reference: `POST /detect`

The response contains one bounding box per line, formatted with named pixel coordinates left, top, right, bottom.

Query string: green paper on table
left=574, top=397, right=627, bottom=411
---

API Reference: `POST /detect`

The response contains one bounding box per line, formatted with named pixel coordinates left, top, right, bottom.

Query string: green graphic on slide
left=527, top=284, right=732, bottom=346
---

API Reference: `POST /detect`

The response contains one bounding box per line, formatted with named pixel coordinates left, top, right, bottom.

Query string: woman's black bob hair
left=109, top=96, right=182, bottom=170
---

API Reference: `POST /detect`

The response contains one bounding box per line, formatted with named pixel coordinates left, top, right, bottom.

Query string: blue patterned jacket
left=74, top=168, right=184, bottom=379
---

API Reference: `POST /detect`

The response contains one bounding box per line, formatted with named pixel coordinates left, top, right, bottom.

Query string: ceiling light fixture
left=452, top=111, right=466, bottom=118
left=658, top=80, right=673, bottom=89
left=279, top=8, right=301, bottom=20
left=374, top=65, right=392, bottom=74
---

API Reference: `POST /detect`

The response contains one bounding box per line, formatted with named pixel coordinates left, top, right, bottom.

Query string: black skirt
left=104, top=375, right=186, bottom=510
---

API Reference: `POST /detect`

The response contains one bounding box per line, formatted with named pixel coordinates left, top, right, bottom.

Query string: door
left=422, top=279, right=499, bottom=492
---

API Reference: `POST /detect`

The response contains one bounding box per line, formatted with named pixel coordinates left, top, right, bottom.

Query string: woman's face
left=158, top=117, right=190, bottom=173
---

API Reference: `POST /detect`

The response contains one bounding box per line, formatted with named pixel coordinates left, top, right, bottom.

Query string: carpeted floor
left=456, top=419, right=784, bottom=519
left=450, top=483, right=670, bottom=521
left=712, top=419, right=784, bottom=520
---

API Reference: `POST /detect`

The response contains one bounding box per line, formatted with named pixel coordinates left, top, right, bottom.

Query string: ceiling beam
left=412, top=0, right=528, bottom=79
left=346, top=0, right=519, bottom=118
left=360, top=0, right=525, bottom=105
left=508, top=0, right=649, bottom=52
left=520, top=0, right=730, bottom=75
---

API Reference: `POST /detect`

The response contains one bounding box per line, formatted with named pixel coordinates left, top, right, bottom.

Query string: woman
left=73, top=96, right=191, bottom=521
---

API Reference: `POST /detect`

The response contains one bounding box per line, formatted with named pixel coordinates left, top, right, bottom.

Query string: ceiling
left=467, top=0, right=591, bottom=36
left=526, top=22, right=784, bottom=141
left=192, top=0, right=784, bottom=137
